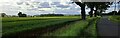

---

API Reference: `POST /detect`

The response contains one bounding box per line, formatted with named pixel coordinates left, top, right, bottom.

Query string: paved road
left=97, top=16, right=119, bottom=38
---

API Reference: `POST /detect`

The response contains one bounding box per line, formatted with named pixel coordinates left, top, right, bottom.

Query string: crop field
left=2, top=16, right=98, bottom=38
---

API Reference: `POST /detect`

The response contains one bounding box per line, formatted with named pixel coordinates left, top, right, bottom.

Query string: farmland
left=2, top=16, right=99, bottom=38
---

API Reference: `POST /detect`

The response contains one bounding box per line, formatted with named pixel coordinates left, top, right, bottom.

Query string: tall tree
left=86, top=2, right=95, bottom=17
left=118, top=10, right=120, bottom=15
left=94, top=2, right=112, bottom=17
left=72, top=0, right=86, bottom=20
left=86, top=2, right=112, bottom=17
left=75, top=2, right=86, bottom=20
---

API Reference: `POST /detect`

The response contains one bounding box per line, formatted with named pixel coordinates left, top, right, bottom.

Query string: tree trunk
left=89, top=7, right=94, bottom=17
left=94, top=7, right=98, bottom=17
left=81, top=4, right=86, bottom=20
left=100, top=10, right=103, bottom=17
left=75, top=2, right=86, bottom=20
left=94, top=10, right=97, bottom=17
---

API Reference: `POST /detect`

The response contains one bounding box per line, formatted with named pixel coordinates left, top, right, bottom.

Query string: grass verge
left=42, top=20, right=88, bottom=38
left=81, top=17, right=100, bottom=38
left=109, top=16, right=120, bottom=23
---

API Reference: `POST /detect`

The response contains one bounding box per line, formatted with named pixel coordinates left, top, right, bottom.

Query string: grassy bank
left=42, top=20, right=88, bottom=38
left=41, top=17, right=100, bottom=38
left=109, top=16, right=120, bottom=22
left=82, top=17, right=100, bottom=38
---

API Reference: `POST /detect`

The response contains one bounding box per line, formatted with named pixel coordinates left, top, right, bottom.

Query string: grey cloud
left=27, top=8, right=37, bottom=10
left=38, top=2, right=51, bottom=8
left=17, top=2, right=24, bottom=5
left=56, top=5, right=70, bottom=8
left=25, top=2, right=30, bottom=5
left=51, top=2, right=61, bottom=5
left=51, top=2, right=70, bottom=8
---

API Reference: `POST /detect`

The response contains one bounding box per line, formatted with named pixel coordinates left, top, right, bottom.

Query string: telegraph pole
left=114, top=0, right=117, bottom=15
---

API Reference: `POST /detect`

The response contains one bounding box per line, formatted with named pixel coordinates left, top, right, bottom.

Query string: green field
left=109, top=16, right=120, bottom=22
left=2, top=16, right=99, bottom=37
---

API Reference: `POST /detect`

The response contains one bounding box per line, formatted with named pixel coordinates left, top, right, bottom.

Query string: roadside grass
left=82, top=17, right=100, bottom=38
left=42, top=20, right=88, bottom=37
left=109, top=16, right=120, bottom=22
left=42, top=17, right=100, bottom=38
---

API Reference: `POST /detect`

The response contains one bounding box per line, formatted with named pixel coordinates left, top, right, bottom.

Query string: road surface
left=97, top=16, right=119, bottom=38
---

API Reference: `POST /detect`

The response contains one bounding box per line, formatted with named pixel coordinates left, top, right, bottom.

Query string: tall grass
left=42, top=20, right=88, bottom=37
left=42, top=17, right=100, bottom=38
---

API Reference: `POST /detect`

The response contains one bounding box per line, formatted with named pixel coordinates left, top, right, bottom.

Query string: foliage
left=43, top=20, right=88, bottom=37
left=109, top=16, right=120, bottom=22
left=86, top=2, right=112, bottom=17
left=1, top=13, right=6, bottom=17
left=102, top=11, right=120, bottom=15
left=18, top=12, right=27, bottom=17
left=84, top=17, right=100, bottom=38
left=42, top=17, right=100, bottom=38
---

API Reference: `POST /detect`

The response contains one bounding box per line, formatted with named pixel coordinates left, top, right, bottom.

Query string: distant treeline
left=102, top=11, right=120, bottom=15
left=34, top=14, right=64, bottom=17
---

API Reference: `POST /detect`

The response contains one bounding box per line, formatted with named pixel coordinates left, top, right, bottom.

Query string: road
left=97, top=16, right=119, bottom=38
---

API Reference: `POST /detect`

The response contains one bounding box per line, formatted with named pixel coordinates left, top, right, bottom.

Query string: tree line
left=72, top=0, right=120, bottom=20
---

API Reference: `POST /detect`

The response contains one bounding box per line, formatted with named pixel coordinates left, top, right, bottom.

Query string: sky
left=0, top=0, right=119, bottom=16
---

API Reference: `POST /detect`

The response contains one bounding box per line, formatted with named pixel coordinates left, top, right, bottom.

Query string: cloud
left=1, top=0, right=92, bottom=15
left=51, top=2, right=60, bottom=5
left=38, top=2, right=51, bottom=8
left=27, top=8, right=38, bottom=11
left=25, top=2, right=30, bottom=5
left=56, top=4, right=69, bottom=8
left=55, top=10, right=80, bottom=15
left=17, top=2, right=24, bottom=5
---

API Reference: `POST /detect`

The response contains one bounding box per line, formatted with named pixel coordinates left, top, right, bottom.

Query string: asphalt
left=97, top=16, right=119, bottom=38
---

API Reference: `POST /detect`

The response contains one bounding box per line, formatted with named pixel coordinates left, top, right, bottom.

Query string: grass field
left=2, top=16, right=80, bottom=35
left=2, top=16, right=99, bottom=37
left=109, top=16, right=120, bottom=22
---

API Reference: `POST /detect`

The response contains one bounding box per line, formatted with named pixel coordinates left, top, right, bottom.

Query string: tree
left=1, top=13, right=6, bottom=17
left=18, top=12, right=27, bottom=17
left=86, top=2, right=112, bottom=17
left=86, top=2, right=95, bottom=17
left=117, top=1, right=120, bottom=15
left=72, top=0, right=112, bottom=19
left=118, top=10, right=120, bottom=15
left=75, top=2, right=86, bottom=20
left=22, top=14, right=27, bottom=17
left=72, top=0, right=86, bottom=20
left=18, top=12, right=22, bottom=17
